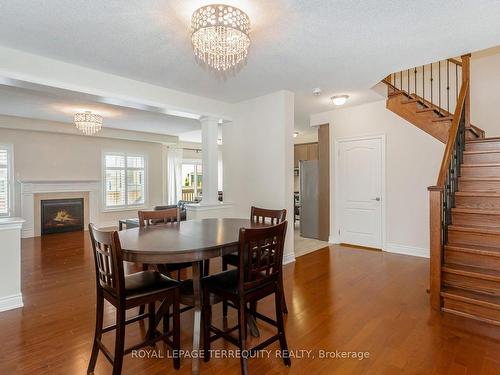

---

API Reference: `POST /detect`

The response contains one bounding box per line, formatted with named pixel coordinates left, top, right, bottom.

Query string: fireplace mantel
left=20, top=180, right=99, bottom=238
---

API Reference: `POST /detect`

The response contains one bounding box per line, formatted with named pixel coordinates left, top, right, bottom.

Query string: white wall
left=222, top=90, right=295, bottom=262
left=0, top=122, right=167, bottom=229
left=471, top=47, right=500, bottom=137
left=311, top=100, right=444, bottom=257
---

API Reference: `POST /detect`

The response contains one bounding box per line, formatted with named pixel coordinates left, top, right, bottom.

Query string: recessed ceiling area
left=0, top=85, right=203, bottom=142
left=1, top=1, right=500, bottom=137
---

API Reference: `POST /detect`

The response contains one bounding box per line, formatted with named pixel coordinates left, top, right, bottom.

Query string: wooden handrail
left=433, top=79, right=469, bottom=187
left=447, top=58, right=462, bottom=67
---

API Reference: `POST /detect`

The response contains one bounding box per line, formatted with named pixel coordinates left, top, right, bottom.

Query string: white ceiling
left=1, top=1, right=500, bottom=135
left=0, top=85, right=203, bottom=141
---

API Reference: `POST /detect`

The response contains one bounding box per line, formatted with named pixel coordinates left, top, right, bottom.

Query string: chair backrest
left=250, top=206, right=287, bottom=225
left=88, top=223, right=125, bottom=298
left=238, top=221, right=288, bottom=292
left=138, top=208, right=180, bottom=227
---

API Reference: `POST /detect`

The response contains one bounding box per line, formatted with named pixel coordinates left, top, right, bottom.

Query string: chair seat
left=203, top=269, right=239, bottom=295
left=125, top=270, right=180, bottom=299
left=223, top=251, right=239, bottom=266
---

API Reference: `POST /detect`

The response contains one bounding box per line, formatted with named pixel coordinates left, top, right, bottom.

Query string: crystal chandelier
left=74, top=111, right=103, bottom=136
left=191, top=4, right=251, bottom=71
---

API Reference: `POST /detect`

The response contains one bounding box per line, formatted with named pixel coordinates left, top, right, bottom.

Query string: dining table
left=118, top=217, right=267, bottom=375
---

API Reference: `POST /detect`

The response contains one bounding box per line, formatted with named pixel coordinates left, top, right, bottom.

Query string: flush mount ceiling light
left=191, top=4, right=251, bottom=71
left=331, top=95, right=349, bottom=106
left=74, top=111, right=103, bottom=136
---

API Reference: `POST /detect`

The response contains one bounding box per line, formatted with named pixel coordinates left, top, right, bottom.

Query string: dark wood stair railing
left=428, top=79, right=469, bottom=310
left=382, top=54, right=484, bottom=142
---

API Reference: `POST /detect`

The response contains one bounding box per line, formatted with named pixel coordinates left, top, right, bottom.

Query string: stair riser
left=448, top=229, right=500, bottom=247
left=443, top=272, right=500, bottom=296
left=461, top=166, right=500, bottom=178
left=443, top=298, right=500, bottom=322
left=455, top=195, right=500, bottom=209
left=445, top=249, right=500, bottom=269
left=452, top=212, right=500, bottom=227
left=459, top=180, right=500, bottom=191
left=466, top=141, right=500, bottom=151
left=464, top=153, right=500, bottom=164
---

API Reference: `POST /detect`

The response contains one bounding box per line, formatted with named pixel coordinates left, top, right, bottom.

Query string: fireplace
left=41, top=198, right=84, bottom=235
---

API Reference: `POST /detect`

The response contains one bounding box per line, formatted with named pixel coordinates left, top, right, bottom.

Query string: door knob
left=372, top=197, right=381, bottom=201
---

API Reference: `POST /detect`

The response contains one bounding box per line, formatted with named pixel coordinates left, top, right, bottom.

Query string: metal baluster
left=414, top=68, right=417, bottom=96
left=422, top=65, right=425, bottom=102
left=400, top=71, right=403, bottom=91
left=430, top=63, right=433, bottom=107
left=455, top=63, right=458, bottom=100
left=438, top=61, right=441, bottom=115
left=447, top=60, right=450, bottom=113
left=407, top=69, right=410, bottom=93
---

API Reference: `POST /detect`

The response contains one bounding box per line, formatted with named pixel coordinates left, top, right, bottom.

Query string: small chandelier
left=74, top=111, right=103, bottom=136
left=191, top=4, right=251, bottom=71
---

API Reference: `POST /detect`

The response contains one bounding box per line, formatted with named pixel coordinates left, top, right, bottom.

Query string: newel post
left=428, top=186, right=443, bottom=310
left=461, top=54, right=471, bottom=129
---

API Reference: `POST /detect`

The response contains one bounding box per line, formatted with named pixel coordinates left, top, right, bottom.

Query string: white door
left=337, top=137, right=383, bottom=249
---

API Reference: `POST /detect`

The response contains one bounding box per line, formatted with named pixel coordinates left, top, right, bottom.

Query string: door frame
left=333, top=134, right=386, bottom=250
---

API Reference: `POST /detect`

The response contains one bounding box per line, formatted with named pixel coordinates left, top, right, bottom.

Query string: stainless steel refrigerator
left=300, top=160, right=319, bottom=239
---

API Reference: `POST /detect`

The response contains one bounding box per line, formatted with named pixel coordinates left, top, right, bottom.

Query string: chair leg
left=279, top=272, right=288, bottom=314
left=163, top=304, right=170, bottom=335
left=139, top=263, right=149, bottom=315
left=238, top=300, right=249, bottom=375
left=203, top=287, right=212, bottom=362
left=112, top=308, right=126, bottom=375
left=275, top=290, right=291, bottom=367
left=172, top=290, right=181, bottom=370
left=148, top=302, right=156, bottom=343
left=87, top=293, right=104, bottom=374
left=222, top=257, right=229, bottom=317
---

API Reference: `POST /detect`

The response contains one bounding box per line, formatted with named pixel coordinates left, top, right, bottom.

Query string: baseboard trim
left=384, top=242, right=429, bottom=258
left=0, top=293, right=23, bottom=312
left=328, top=235, right=340, bottom=244
left=283, top=253, right=296, bottom=265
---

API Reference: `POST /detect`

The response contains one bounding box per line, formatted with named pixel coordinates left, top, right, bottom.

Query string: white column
left=0, top=217, right=25, bottom=312
left=200, top=116, right=219, bottom=205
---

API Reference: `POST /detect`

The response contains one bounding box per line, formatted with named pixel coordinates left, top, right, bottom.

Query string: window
left=104, top=153, right=146, bottom=209
left=181, top=162, right=202, bottom=201
left=0, top=144, right=13, bottom=217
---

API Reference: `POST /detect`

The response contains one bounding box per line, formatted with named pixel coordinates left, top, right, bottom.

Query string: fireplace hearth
left=41, top=198, right=84, bottom=235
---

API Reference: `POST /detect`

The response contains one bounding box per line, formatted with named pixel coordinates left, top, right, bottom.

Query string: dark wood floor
left=1, top=231, right=500, bottom=374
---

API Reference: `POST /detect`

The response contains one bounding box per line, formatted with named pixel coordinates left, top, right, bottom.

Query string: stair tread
left=416, top=107, right=437, bottom=113
left=467, top=137, right=500, bottom=143
left=455, top=191, right=500, bottom=197
left=448, top=224, right=500, bottom=234
left=443, top=263, right=500, bottom=280
left=464, top=150, right=500, bottom=155
left=432, top=116, right=453, bottom=122
left=452, top=207, right=500, bottom=214
left=459, top=177, right=500, bottom=181
left=462, top=163, right=500, bottom=168
left=442, top=287, right=500, bottom=308
left=445, top=243, right=500, bottom=257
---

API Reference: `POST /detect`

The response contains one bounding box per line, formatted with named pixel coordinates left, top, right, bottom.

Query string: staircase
left=383, top=56, right=484, bottom=143
left=440, top=137, right=500, bottom=325
left=384, top=54, right=500, bottom=325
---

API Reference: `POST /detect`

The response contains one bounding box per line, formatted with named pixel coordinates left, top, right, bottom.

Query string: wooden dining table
left=118, top=217, right=266, bottom=375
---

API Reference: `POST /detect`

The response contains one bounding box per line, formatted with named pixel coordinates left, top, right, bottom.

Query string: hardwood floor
left=1, top=231, right=500, bottom=374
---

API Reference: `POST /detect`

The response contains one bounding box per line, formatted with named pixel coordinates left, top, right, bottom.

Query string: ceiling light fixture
left=74, top=111, right=103, bottom=136
left=191, top=4, right=251, bottom=71
left=331, top=95, right=349, bottom=106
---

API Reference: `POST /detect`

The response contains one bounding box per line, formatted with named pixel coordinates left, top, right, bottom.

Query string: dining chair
left=222, top=206, right=288, bottom=315
left=202, top=221, right=291, bottom=375
left=87, top=224, right=181, bottom=375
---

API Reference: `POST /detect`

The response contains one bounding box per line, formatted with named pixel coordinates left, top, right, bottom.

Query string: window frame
left=0, top=143, right=14, bottom=217
left=102, top=151, right=148, bottom=212
left=181, top=159, right=203, bottom=200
